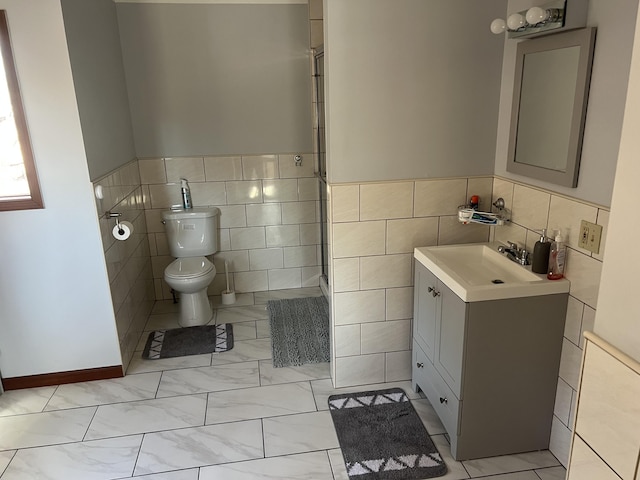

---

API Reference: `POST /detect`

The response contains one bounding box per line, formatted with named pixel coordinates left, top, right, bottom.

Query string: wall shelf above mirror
left=507, top=27, right=596, bottom=188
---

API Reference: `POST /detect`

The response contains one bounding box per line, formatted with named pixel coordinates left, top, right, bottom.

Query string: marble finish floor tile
left=255, top=319, right=271, bottom=338
left=209, top=338, right=272, bottom=366
left=144, top=313, right=182, bottom=331
left=254, top=287, right=322, bottom=304
left=430, top=434, right=471, bottom=480
left=132, top=469, right=199, bottom=480
left=215, top=305, right=269, bottom=324
left=535, top=466, right=567, bottom=480
left=85, top=394, right=206, bottom=440
left=156, top=362, right=260, bottom=398
left=44, top=372, right=161, bottom=410
left=206, top=381, right=316, bottom=424
left=0, top=387, right=56, bottom=417
left=151, top=300, right=180, bottom=315
left=412, top=397, right=447, bottom=435
left=228, top=321, right=258, bottom=341
left=259, top=360, right=331, bottom=385
left=134, top=420, right=263, bottom=475
left=478, top=472, right=541, bottom=480
left=0, top=407, right=96, bottom=450
left=462, top=450, right=560, bottom=477
left=126, top=353, right=212, bottom=375
left=0, top=435, right=142, bottom=480
left=327, top=449, right=349, bottom=480
left=200, top=451, right=334, bottom=479
left=0, top=451, right=15, bottom=476
left=310, top=379, right=420, bottom=410
left=262, top=410, right=339, bottom=457
left=211, top=293, right=255, bottom=308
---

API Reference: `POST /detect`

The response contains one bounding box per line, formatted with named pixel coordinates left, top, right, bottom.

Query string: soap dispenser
left=547, top=230, right=566, bottom=280
left=180, top=178, right=193, bottom=209
left=532, top=229, right=551, bottom=274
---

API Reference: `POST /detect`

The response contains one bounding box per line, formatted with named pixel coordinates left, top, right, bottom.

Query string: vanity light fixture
left=491, top=0, right=567, bottom=38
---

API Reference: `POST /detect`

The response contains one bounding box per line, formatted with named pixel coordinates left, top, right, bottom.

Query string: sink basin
left=414, top=242, right=570, bottom=302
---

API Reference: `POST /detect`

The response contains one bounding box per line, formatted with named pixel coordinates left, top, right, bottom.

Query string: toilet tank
left=162, top=207, right=220, bottom=257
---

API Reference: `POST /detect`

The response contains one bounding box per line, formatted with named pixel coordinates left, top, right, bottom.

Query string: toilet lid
left=165, top=257, right=215, bottom=279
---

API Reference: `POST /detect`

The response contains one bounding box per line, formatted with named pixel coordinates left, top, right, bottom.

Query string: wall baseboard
left=1, top=365, right=124, bottom=391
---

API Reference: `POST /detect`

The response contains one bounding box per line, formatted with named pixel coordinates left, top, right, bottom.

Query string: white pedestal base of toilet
left=178, top=289, right=213, bottom=327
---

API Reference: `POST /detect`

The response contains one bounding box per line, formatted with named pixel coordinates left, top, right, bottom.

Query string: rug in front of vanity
left=141, top=323, right=234, bottom=359
left=329, top=388, right=447, bottom=480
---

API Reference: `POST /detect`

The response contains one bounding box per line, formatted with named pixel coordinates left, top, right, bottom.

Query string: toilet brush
left=221, top=260, right=236, bottom=305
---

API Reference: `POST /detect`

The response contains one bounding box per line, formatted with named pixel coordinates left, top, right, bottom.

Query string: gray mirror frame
left=507, top=27, right=596, bottom=188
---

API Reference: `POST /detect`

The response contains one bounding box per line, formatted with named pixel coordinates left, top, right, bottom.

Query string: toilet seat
left=165, top=257, right=215, bottom=280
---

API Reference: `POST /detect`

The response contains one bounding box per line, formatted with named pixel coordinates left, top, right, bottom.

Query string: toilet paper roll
left=112, top=221, right=134, bottom=241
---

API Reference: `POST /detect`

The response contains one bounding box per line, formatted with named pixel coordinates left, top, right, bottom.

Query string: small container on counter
left=532, top=228, right=551, bottom=274
left=547, top=231, right=566, bottom=280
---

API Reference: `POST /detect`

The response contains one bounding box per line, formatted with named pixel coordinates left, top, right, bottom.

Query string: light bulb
left=490, top=18, right=506, bottom=34
left=526, top=7, right=548, bottom=25
left=507, top=13, right=526, bottom=30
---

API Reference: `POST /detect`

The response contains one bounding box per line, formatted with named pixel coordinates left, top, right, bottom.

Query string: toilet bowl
left=161, top=207, right=220, bottom=327
left=164, top=257, right=216, bottom=327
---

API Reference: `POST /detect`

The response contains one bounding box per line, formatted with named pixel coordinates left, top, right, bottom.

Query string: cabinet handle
left=427, top=286, right=441, bottom=298
left=439, top=397, right=448, bottom=404
left=416, top=362, right=424, bottom=368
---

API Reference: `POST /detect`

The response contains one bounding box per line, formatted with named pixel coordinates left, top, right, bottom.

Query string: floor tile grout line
left=80, top=405, right=100, bottom=442
left=41, top=384, right=59, bottom=413
left=0, top=450, right=17, bottom=478
left=260, top=418, right=266, bottom=460
left=129, top=433, right=145, bottom=478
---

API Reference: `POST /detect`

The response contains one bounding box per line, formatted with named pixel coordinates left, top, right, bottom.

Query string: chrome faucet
left=497, top=241, right=530, bottom=266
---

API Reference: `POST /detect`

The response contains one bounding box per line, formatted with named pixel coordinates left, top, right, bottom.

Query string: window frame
left=0, top=10, right=43, bottom=211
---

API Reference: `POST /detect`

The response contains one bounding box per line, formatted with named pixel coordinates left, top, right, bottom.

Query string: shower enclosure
left=313, top=47, right=329, bottom=293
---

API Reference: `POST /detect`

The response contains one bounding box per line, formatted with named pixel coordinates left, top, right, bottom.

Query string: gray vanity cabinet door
left=413, top=262, right=439, bottom=362
left=434, top=282, right=467, bottom=399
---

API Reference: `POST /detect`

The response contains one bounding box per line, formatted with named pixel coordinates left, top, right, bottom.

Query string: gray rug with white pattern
left=267, top=296, right=330, bottom=368
left=141, top=323, right=233, bottom=359
left=328, top=388, right=447, bottom=479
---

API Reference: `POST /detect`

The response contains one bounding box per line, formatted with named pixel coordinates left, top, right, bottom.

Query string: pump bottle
left=180, top=178, right=193, bottom=209
left=532, top=228, right=551, bottom=274
left=547, top=231, right=566, bottom=280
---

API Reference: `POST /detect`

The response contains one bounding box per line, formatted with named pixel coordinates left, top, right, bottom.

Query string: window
left=0, top=10, right=42, bottom=211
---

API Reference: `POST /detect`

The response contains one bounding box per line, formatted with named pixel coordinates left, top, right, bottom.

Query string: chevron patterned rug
left=141, top=323, right=233, bottom=359
left=328, top=388, right=447, bottom=479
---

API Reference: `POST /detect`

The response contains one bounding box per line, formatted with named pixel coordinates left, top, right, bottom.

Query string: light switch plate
left=578, top=220, right=602, bottom=254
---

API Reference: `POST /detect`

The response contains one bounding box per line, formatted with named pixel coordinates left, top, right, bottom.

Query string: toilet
left=162, top=207, right=220, bottom=327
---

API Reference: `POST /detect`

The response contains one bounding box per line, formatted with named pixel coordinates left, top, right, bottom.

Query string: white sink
left=414, top=243, right=570, bottom=302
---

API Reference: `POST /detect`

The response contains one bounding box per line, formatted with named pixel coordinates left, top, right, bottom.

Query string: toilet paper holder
left=105, top=211, right=124, bottom=234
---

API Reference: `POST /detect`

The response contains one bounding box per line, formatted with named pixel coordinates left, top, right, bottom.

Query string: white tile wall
left=141, top=154, right=319, bottom=300
left=328, top=178, right=493, bottom=391
left=93, top=160, right=155, bottom=370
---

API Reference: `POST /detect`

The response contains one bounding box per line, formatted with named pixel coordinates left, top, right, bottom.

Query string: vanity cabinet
left=412, top=260, right=568, bottom=461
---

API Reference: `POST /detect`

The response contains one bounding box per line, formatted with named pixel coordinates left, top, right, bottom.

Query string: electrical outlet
left=578, top=220, right=602, bottom=254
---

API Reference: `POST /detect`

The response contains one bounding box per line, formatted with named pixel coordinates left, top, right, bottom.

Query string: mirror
left=507, top=27, right=596, bottom=187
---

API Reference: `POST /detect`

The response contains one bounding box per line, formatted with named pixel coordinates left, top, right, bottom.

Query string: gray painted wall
left=324, top=0, right=507, bottom=184
left=61, top=0, right=136, bottom=181
left=494, top=0, right=639, bottom=207
left=116, top=3, right=312, bottom=158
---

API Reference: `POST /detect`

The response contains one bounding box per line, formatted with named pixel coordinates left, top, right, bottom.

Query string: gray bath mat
left=329, top=388, right=447, bottom=479
left=267, top=296, right=330, bottom=368
left=141, top=324, right=233, bottom=359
